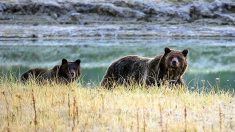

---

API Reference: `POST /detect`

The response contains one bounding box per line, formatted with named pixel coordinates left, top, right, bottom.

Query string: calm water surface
left=0, top=38, right=235, bottom=90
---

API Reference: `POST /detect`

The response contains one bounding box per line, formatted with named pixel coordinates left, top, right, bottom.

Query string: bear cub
left=21, top=58, right=81, bottom=84
left=101, top=47, right=188, bottom=89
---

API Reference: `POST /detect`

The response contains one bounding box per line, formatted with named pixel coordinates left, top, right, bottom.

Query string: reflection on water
left=0, top=38, right=235, bottom=90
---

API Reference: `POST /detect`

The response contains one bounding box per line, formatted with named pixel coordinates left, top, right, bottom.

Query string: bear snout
left=69, top=70, right=76, bottom=78
left=171, top=57, right=179, bottom=67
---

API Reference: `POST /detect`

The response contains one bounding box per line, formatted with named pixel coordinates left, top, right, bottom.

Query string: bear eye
left=68, top=65, right=77, bottom=71
left=177, top=56, right=183, bottom=61
left=68, top=67, right=74, bottom=71
left=169, top=56, right=174, bottom=60
left=66, top=67, right=70, bottom=72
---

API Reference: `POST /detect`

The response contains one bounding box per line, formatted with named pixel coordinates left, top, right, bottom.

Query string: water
left=1, top=38, right=235, bottom=90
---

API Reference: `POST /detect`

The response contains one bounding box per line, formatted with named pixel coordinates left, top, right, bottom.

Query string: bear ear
left=75, top=59, right=81, bottom=65
left=62, top=58, right=68, bottom=65
left=182, top=49, right=188, bottom=57
left=164, top=47, right=171, bottom=54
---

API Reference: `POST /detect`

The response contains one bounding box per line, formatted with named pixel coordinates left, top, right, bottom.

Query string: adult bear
left=101, top=47, right=188, bottom=89
left=21, top=58, right=81, bottom=84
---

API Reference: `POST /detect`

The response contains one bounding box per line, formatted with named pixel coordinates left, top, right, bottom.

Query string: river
left=0, top=38, right=235, bottom=90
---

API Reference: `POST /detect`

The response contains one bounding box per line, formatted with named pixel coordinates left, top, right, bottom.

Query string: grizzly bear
left=101, top=47, right=188, bottom=89
left=21, top=58, right=81, bottom=84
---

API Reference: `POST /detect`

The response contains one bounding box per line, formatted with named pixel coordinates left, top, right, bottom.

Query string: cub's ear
left=164, top=47, right=171, bottom=54
left=75, top=59, right=81, bottom=65
left=62, top=58, right=68, bottom=65
left=182, top=49, right=188, bottom=57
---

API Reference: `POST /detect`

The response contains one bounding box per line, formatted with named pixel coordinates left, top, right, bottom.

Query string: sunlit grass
left=0, top=76, right=234, bottom=131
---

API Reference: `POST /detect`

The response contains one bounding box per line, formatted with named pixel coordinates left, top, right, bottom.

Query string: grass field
left=0, top=77, right=234, bottom=131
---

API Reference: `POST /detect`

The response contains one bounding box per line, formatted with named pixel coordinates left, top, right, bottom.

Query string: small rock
left=70, top=12, right=82, bottom=21
left=31, top=34, right=38, bottom=38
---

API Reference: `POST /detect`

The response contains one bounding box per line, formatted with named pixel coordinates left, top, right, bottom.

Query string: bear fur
left=21, top=58, right=81, bottom=84
left=101, top=47, right=188, bottom=89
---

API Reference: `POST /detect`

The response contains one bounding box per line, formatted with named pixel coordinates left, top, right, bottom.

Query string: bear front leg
left=176, top=77, right=186, bottom=87
left=101, top=74, right=118, bottom=89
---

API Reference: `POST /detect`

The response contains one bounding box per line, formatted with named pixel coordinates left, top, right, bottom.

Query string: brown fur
left=101, top=47, right=188, bottom=89
left=21, top=59, right=81, bottom=84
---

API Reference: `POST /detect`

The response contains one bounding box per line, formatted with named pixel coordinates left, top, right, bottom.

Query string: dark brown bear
left=21, top=59, right=81, bottom=84
left=101, top=47, right=188, bottom=89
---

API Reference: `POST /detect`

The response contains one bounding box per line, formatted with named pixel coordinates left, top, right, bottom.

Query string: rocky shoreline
left=0, top=0, right=235, bottom=38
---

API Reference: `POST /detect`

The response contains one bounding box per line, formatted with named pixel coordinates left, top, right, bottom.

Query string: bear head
left=58, top=58, right=81, bottom=82
left=163, top=47, right=188, bottom=73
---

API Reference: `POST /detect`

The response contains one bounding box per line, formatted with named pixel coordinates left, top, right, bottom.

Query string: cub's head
left=58, top=58, right=81, bottom=82
left=163, top=47, right=188, bottom=71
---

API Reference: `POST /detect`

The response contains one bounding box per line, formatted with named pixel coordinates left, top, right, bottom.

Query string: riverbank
left=0, top=0, right=235, bottom=38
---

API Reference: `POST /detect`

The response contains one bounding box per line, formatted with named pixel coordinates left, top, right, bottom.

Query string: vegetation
left=0, top=77, right=234, bottom=131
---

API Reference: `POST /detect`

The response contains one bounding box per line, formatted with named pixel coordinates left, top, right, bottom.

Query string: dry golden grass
left=0, top=77, right=234, bottom=132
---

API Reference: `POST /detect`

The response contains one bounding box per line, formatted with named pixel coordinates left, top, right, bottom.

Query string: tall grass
left=0, top=76, right=234, bottom=131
